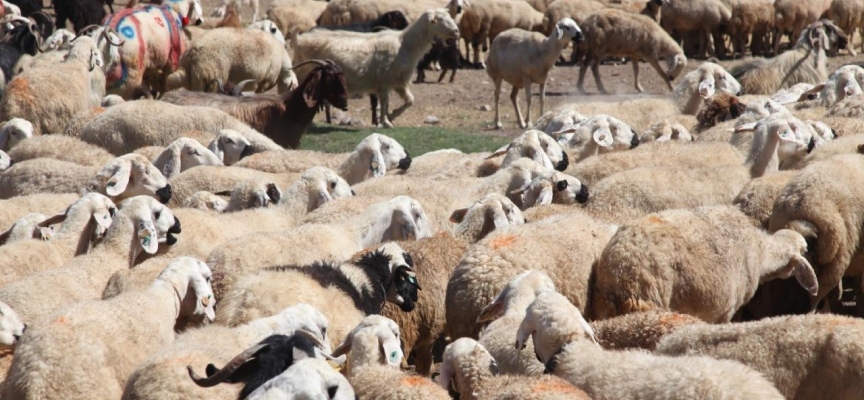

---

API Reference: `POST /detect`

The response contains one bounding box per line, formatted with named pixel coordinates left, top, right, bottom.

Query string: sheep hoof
left=494, top=122, right=503, bottom=130
left=382, top=121, right=394, bottom=129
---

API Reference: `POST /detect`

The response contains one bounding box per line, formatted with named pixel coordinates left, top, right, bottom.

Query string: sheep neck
left=96, top=213, right=143, bottom=269
left=457, top=359, right=496, bottom=400
left=540, top=31, right=574, bottom=69
left=337, top=149, right=368, bottom=185
left=349, top=204, right=397, bottom=249
left=745, top=130, right=781, bottom=178
left=577, top=140, right=600, bottom=162
left=397, top=15, right=438, bottom=64
left=453, top=211, right=487, bottom=243
left=346, top=339, right=383, bottom=377
left=146, top=278, right=187, bottom=323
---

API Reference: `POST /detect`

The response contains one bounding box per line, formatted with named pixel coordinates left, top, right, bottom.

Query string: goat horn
left=290, top=59, right=328, bottom=69
left=103, top=27, right=125, bottom=46
left=186, top=343, right=269, bottom=387
left=232, top=79, right=255, bottom=96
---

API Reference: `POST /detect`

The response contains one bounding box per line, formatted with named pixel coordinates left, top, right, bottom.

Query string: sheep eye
left=188, top=150, right=199, bottom=156
left=321, top=327, right=327, bottom=337
left=330, top=181, right=337, bottom=189
left=225, top=139, right=234, bottom=144
left=154, top=211, right=162, bottom=219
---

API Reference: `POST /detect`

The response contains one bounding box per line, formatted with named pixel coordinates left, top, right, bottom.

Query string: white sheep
left=166, top=26, right=298, bottom=93
left=278, top=166, right=353, bottom=218
left=592, top=206, right=818, bottom=322
left=208, top=129, right=253, bottom=166
left=4, top=134, right=114, bottom=167
left=487, top=129, right=569, bottom=171
left=0, top=212, right=52, bottom=245
left=0, top=193, right=117, bottom=287
left=578, top=9, right=687, bottom=93
left=2, top=257, right=215, bottom=399
left=151, top=137, right=224, bottom=179
left=674, top=62, right=742, bottom=115
left=121, top=303, right=331, bottom=400
left=0, top=195, right=182, bottom=325
left=0, top=117, right=33, bottom=151
left=561, top=114, right=640, bottom=161
left=439, top=338, right=589, bottom=399
left=486, top=18, right=583, bottom=129
left=516, top=291, right=786, bottom=399
left=291, top=8, right=460, bottom=127
left=246, top=358, right=355, bottom=400
left=813, top=65, right=864, bottom=108
left=83, top=153, right=174, bottom=204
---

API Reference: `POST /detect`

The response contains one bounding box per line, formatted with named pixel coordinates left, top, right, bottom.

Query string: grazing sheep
left=71, top=99, right=282, bottom=156
left=657, top=314, right=864, bottom=400
left=517, top=291, right=786, bottom=399
left=578, top=9, right=686, bottom=93
left=291, top=9, right=459, bottom=127
left=121, top=303, right=331, bottom=400
left=0, top=193, right=116, bottom=287
left=768, top=151, right=864, bottom=314
left=166, top=26, right=297, bottom=94
left=439, top=338, right=589, bottom=399
left=0, top=196, right=181, bottom=325
left=2, top=257, right=215, bottom=399
left=162, top=61, right=347, bottom=150
left=218, top=243, right=422, bottom=354
left=592, top=206, right=818, bottom=322
left=5, top=134, right=114, bottom=166
left=445, top=210, right=617, bottom=340
left=487, top=18, right=583, bottom=129
left=102, top=0, right=204, bottom=98
left=333, top=316, right=449, bottom=399
left=674, top=62, right=742, bottom=115
left=732, top=21, right=831, bottom=95
left=695, top=92, right=746, bottom=129
left=0, top=35, right=105, bottom=135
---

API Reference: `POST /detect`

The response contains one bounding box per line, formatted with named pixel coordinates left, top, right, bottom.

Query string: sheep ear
left=92, top=209, right=113, bottom=234
left=486, top=143, right=511, bottom=159
left=514, top=317, right=534, bottom=352
left=135, top=213, right=159, bottom=254
left=555, top=24, right=564, bottom=40
left=489, top=205, right=509, bottom=230
left=437, top=358, right=456, bottom=390
left=380, top=335, right=403, bottom=367
left=795, top=84, right=824, bottom=103
left=303, top=69, right=323, bottom=108
left=208, top=139, right=224, bottom=161
left=160, top=147, right=183, bottom=179
left=535, top=185, right=553, bottom=206
left=577, top=312, right=598, bottom=344
left=104, top=159, right=132, bottom=196
left=734, top=122, right=758, bottom=133
left=370, top=147, right=386, bottom=177
left=331, top=336, right=352, bottom=358
left=790, top=254, right=818, bottom=296
left=449, top=208, right=468, bottom=223
left=477, top=296, right=506, bottom=323
left=192, top=274, right=216, bottom=321
left=0, top=228, right=9, bottom=245
left=38, top=212, right=68, bottom=229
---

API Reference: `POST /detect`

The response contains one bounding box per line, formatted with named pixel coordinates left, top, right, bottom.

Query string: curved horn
left=290, top=59, right=328, bottom=70
left=29, top=11, right=54, bottom=36
left=186, top=343, right=269, bottom=387
left=232, top=79, right=255, bottom=96
left=210, top=78, right=225, bottom=93
left=103, top=27, right=125, bottom=46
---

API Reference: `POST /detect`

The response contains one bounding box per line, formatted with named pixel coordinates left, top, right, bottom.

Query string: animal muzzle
left=736, top=89, right=744, bottom=96
left=195, top=18, right=203, bottom=26
left=169, top=216, right=182, bottom=234
left=807, top=136, right=816, bottom=153
left=240, top=145, right=254, bottom=160
left=397, top=154, right=412, bottom=170
left=575, top=183, right=589, bottom=204
left=630, top=134, right=640, bottom=149
left=166, top=216, right=181, bottom=245
left=555, top=151, right=569, bottom=171
left=156, top=184, right=173, bottom=204
left=266, top=183, right=282, bottom=204
left=456, top=5, right=462, bottom=13
left=572, top=31, right=584, bottom=43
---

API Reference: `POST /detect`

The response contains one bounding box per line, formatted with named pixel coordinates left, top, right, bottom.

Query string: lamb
left=695, top=92, right=746, bottom=129
left=772, top=0, right=832, bottom=56
left=0, top=195, right=181, bottom=325
left=186, top=333, right=346, bottom=399
left=332, top=316, right=449, bottom=399
left=582, top=115, right=814, bottom=223
left=0, top=35, right=105, bottom=135
left=768, top=150, right=864, bottom=314
left=486, top=18, right=582, bottom=129
left=0, top=192, right=117, bottom=287
left=0, top=117, right=32, bottom=151
left=166, top=26, right=298, bottom=94
left=70, top=99, right=283, bottom=156
left=414, top=38, right=460, bottom=84
left=291, top=9, right=459, bottom=127
left=732, top=20, right=831, bottom=95
left=674, top=62, right=742, bottom=115
left=440, top=338, right=588, bottom=399
left=102, top=0, right=204, bottom=98
left=517, top=291, right=786, bottom=399
left=234, top=133, right=411, bottom=184
left=151, top=137, right=223, bottom=179
left=121, top=303, right=331, bottom=400
left=733, top=170, right=798, bottom=228
left=592, top=206, right=818, bottom=323
left=162, top=61, right=348, bottom=149
left=578, top=9, right=686, bottom=93
left=217, top=242, right=422, bottom=354
left=638, top=120, right=692, bottom=143
left=2, top=256, right=215, bottom=399
left=5, top=134, right=114, bottom=166
left=445, top=210, right=617, bottom=339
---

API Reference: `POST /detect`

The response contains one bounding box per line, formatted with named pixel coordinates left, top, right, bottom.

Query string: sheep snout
left=630, top=134, right=640, bottom=149
left=240, top=145, right=254, bottom=160
left=156, top=184, right=173, bottom=204
left=576, top=184, right=589, bottom=204
left=555, top=151, right=569, bottom=171
left=397, top=154, right=412, bottom=170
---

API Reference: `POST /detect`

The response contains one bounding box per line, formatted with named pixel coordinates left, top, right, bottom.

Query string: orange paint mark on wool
left=490, top=234, right=517, bottom=250
left=647, top=215, right=665, bottom=224
left=401, top=376, right=431, bottom=387
left=53, top=315, right=69, bottom=325
left=6, top=78, right=37, bottom=110
left=659, top=313, right=700, bottom=327
left=532, top=379, right=583, bottom=393
left=823, top=317, right=857, bottom=333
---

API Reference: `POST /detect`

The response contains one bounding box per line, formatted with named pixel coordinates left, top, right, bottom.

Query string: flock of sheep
left=0, top=0, right=863, bottom=398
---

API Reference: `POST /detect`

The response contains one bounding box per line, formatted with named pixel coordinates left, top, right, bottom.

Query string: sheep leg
left=631, top=60, right=644, bottom=93
left=590, top=59, right=608, bottom=94
left=449, top=69, right=456, bottom=83
left=577, top=59, right=589, bottom=93
left=647, top=58, right=673, bottom=91
left=379, top=91, right=393, bottom=128
left=522, top=81, right=533, bottom=129
left=538, top=81, right=546, bottom=117
left=324, top=103, right=332, bottom=124
left=437, top=69, right=446, bottom=83
left=370, top=95, right=379, bottom=127
left=511, top=85, right=525, bottom=129
left=493, top=79, right=503, bottom=129
left=388, top=86, right=414, bottom=122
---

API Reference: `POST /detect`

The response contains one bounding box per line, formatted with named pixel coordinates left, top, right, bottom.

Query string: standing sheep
left=2, top=257, right=215, bottom=399
left=829, top=0, right=864, bottom=55
left=592, top=206, right=818, bottom=323
left=578, top=9, right=687, bottom=93
left=486, top=18, right=583, bottom=129
left=772, top=0, right=832, bottom=56
left=659, top=0, right=731, bottom=59
left=166, top=26, right=297, bottom=94
left=291, top=9, right=459, bottom=128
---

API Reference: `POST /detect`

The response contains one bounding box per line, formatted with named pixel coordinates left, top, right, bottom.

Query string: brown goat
left=696, top=93, right=745, bottom=128
left=161, top=61, right=348, bottom=149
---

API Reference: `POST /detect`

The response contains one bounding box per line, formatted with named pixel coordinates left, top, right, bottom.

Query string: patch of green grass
left=302, top=124, right=512, bottom=155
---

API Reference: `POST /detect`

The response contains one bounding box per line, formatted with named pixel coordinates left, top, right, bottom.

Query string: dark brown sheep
left=696, top=92, right=745, bottom=128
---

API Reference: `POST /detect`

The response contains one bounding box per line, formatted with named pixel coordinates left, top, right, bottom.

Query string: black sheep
left=53, top=0, right=113, bottom=33
left=415, top=38, right=461, bottom=84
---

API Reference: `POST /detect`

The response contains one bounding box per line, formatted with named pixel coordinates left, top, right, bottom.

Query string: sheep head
left=118, top=196, right=181, bottom=257
left=156, top=257, right=215, bottom=321
left=553, top=18, right=583, bottom=43
left=292, top=60, right=348, bottom=111
left=367, top=242, right=421, bottom=311
left=209, top=129, right=253, bottom=166
left=154, top=137, right=223, bottom=179
left=376, top=196, right=432, bottom=243
left=0, top=301, right=25, bottom=350
left=331, top=316, right=402, bottom=372
left=0, top=117, right=33, bottom=151
left=515, top=291, right=596, bottom=365
left=87, top=154, right=173, bottom=204
left=696, top=93, right=745, bottom=128
left=477, top=270, right=556, bottom=323
left=301, top=166, right=353, bottom=212
left=439, top=338, right=499, bottom=395
left=511, top=170, right=589, bottom=208
left=498, top=130, right=568, bottom=172
left=761, top=230, right=819, bottom=297
left=450, top=193, right=525, bottom=242
left=425, top=8, right=459, bottom=40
